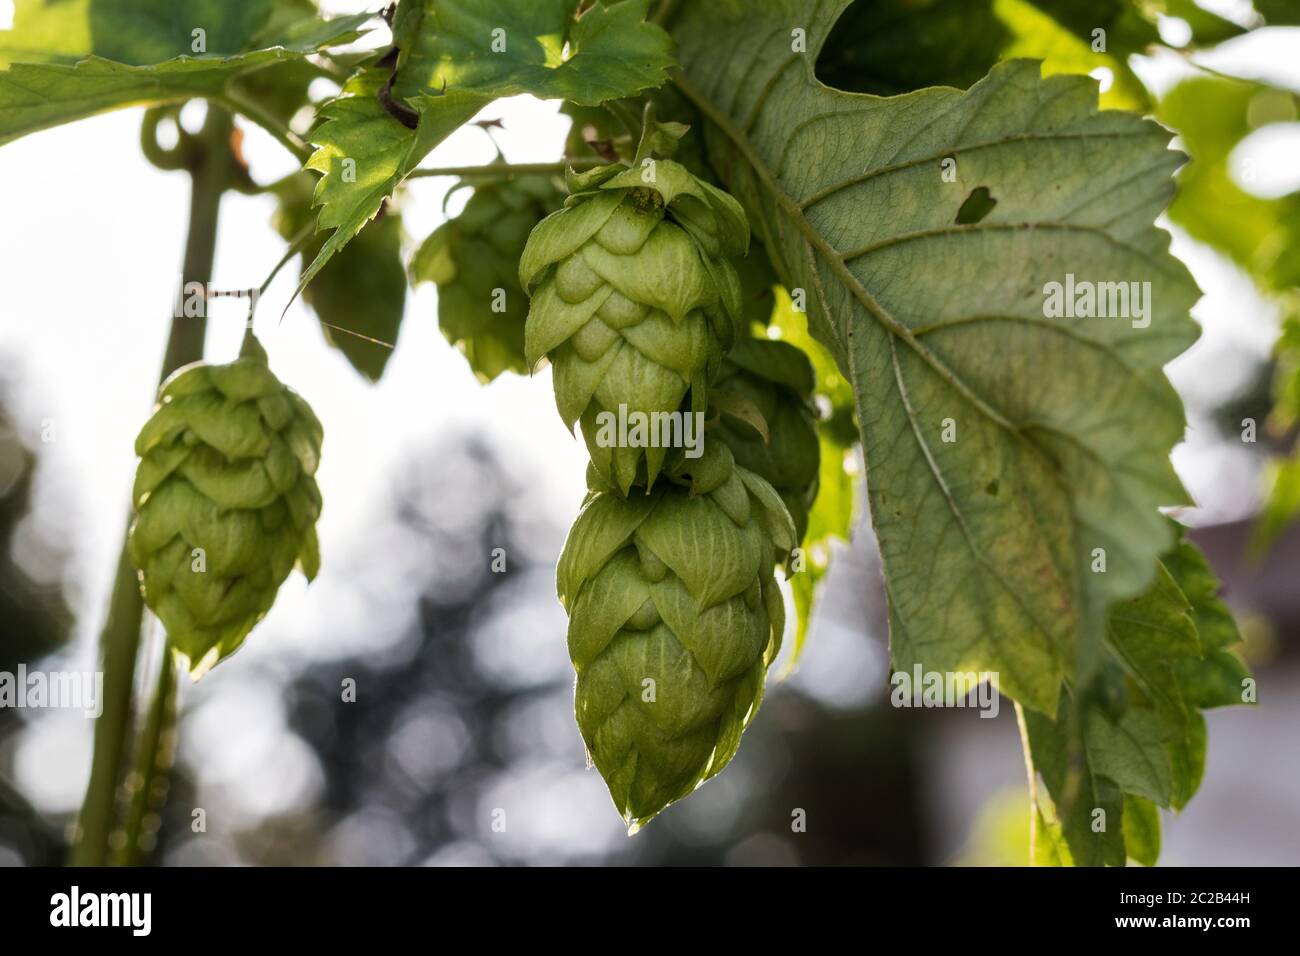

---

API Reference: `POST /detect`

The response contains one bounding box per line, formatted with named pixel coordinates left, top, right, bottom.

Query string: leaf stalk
left=407, top=158, right=605, bottom=180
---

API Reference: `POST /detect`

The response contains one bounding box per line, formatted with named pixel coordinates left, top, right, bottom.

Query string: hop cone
left=557, top=442, right=794, bottom=829
left=411, top=173, right=564, bottom=382
left=712, top=337, right=820, bottom=542
left=128, top=337, right=323, bottom=677
left=520, top=160, right=749, bottom=494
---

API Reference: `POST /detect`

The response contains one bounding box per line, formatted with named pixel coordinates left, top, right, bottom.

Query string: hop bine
left=520, top=160, right=750, bottom=495
left=557, top=441, right=795, bottom=830
left=129, top=336, right=322, bottom=677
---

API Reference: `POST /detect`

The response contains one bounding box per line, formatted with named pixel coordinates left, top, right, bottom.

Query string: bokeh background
left=1, top=0, right=1299, bottom=865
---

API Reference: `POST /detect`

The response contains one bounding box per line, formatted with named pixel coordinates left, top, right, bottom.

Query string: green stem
left=652, top=0, right=681, bottom=28
left=259, top=222, right=316, bottom=297
left=605, top=99, right=645, bottom=143
left=160, top=107, right=234, bottom=379
left=111, top=638, right=177, bottom=867
left=70, top=539, right=144, bottom=866
left=1014, top=702, right=1040, bottom=866
left=407, top=158, right=605, bottom=179
left=631, top=101, right=659, bottom=168
left=72, top=105, right=236, bottom=866
left=214, top=90, right=311, bottom=164
left=312, top=49, right=359, bottom=81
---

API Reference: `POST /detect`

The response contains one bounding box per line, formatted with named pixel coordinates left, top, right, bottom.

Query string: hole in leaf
left=985, top=479, right=999, bottom=496
left=956, top=186, right=997, bottom=225
left=815, top=0, right=1008, bottom=94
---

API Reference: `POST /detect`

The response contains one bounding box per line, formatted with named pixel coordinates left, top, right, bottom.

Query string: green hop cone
left=712, top=336, right=821, bottom=543
left=128, top=336, right=323, bottom=678
left=557, top=442, right=794, bottom=829
left=411, top=173, right=565, bottom=382
left=520, top=160, right=750, bottom=494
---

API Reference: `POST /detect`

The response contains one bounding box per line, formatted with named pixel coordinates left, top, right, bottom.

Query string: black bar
left=0, top=865, right=1286, bottom=941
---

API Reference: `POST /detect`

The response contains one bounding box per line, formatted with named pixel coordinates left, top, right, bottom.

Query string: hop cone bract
left=128, top=337, right=323, bottom=677
left=521, top=160, right=749, bottom=494
left=557, top=442, right=794, bottom=829
left=712, top=337, right=820, bottom=542
left=412, top=173, right=564, bottom=381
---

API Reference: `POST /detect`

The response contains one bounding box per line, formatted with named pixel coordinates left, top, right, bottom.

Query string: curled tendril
left=139, top=106, right=198, bottom=172
left=141, top=104, right=261, bottom=194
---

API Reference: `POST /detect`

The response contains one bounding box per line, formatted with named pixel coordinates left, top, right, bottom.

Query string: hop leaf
left=273, top=173, right=407, bottom=383
left=128, top=337, right=323, bottom=678
left=1023, top=529, right=1253, bottom=865
left=674, top=1, right=1202, bottom=713
left=520, top=159, right=749, bottom=494
left=411, top=173, right=566, bottom=382
left=558, top=443, right=794, bottom=829
left=391, top=0, right=676, bottom=106
left=0, top=0, right=371, bottom=145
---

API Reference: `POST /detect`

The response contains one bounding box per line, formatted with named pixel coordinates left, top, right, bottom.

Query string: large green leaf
left=674, top=0, right=1199, bottom=716
left=1106, top=561, right=1199, bottom=728
left=1162, top=536, right=1252, bottom=711
left=1023, top=689, right=1126, bottom=866
left=0, top=0, right=275, bottom=64
left=306, top=210, right=407, bottom=382
left=274, top=173, right=407, bottom=383
left=1024, top=684, right=1173, bottom=866
left=296, top=66, right=484, bottom=294
left=391, top=0, right=674, bottom=105
left=1027, top=533, right=1249, bottom=864
left=0, top=0, right=370, bottom=145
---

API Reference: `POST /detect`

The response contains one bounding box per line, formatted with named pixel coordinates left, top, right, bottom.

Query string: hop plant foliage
left=712, top=336, right=821, bottom=544
left=411, top=173, right=565, bottom=381
left=558, top=443, right=794, bottom=829
left=129, top=336, right=323, bottom=677
left=520, top=159, right=749, bottom=494
left=0, top=0, right=1264, bottom=866
left=272, top=174, right=408, bottom=384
